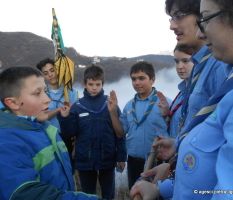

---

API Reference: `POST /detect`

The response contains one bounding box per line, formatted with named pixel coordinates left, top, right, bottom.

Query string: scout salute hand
left=60, top=101, right=72, bottom=117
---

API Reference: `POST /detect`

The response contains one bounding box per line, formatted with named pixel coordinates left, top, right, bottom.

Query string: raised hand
left=157, top=91, right=169, bottom=117
left=60, top=101, right=71, bottom=117
left=108, top=90, right=118, bottom=114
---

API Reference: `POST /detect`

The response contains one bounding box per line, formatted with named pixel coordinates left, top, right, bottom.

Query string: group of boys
left=1, top=0, right=229, bottom=199
left=0, top=52, right=170, bottom=199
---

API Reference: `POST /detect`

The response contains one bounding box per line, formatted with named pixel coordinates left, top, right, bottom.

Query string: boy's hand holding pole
left=60, top=101, right=72, bottom=117
left=132, top=136, right=161, bottom=200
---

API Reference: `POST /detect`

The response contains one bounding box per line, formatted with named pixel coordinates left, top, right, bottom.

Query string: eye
left=50, top=68, right=55, bottom=72
left=176, top=14, right=182, bottom=20
left=183, top=59, right=190, bottom=63
left=174, top=60, right=179, bottom=64
left=43, top=72, right=48, bottom=76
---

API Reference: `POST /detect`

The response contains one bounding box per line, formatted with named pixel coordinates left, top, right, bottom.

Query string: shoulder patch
left=182, top=152, right=198, bottom=173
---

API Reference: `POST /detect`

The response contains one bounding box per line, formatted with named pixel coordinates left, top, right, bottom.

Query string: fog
left=74, top=67, right=181, bottom=110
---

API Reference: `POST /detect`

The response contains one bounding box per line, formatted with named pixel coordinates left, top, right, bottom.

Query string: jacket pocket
left=101, top=139, right=116, bottom=161
left=188, top=93, right=208, bottom=117
left=76, top=139, right=91, bottom=162
left=188, top=123, right=225, bottom=152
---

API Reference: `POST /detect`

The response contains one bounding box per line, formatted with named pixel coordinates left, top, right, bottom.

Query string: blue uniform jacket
left=175, top=46, right=230, bottom=147
left=47, top=85, right=78, bottom=134
left=0, top=109, right=100, bottom=200
left=58, top=89, right=127, bottom=171
left=159, top=47, right=231, bottom=199
left=120, top=89, right=171, bottom=159
left=169, top=80, right=186, bottom=138
left=174, top=77, right=233, bottom=200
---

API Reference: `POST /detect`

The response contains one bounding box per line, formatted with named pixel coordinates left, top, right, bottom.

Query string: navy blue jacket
left=58, top=89, right=127, bottom=170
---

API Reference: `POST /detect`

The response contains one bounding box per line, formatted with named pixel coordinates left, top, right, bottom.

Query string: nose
left=176, top=63, right=184, bottom=69
left=43, top=92, right=51, bottom=104
left=93, top=85, right=97, bottom=89
left=134, top=79, right=140, bottom=85
left=170, top=20, right=179, bottom=30
left=48, top=71, right=53, bottom=77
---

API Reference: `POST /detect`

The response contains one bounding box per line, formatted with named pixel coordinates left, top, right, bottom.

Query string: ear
left=4, top=97, right=20, bottom=111
left=151, top=76, right=156, bottom=84
left=83, top=82, right=87, bottom=88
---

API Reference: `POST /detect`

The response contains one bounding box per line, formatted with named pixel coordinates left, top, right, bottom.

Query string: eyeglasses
left=196, top=10, right=223, bottom=33
left=169, top=13, right=191, bottom=23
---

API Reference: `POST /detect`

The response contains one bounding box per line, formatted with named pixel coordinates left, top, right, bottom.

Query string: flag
left=52, top=8, right=75, bottom=101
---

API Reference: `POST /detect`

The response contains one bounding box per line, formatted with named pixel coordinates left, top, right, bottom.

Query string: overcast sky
left=0, top=0, right=177, bottom=58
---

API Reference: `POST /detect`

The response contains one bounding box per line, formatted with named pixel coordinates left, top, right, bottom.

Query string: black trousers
left=127, top=155, right=145, bottom=190
left=78, top=168, right=115, bottom=200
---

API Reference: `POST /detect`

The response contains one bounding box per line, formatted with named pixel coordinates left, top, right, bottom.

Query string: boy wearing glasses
left=130, top=0, right=230, bottom=199
left=166, top=0, right=229, bottom=135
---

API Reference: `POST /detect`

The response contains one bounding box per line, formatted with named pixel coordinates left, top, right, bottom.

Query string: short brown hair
left=0, top=66, right=43, bottom=109
left=84, top=64, right=105, bottom=84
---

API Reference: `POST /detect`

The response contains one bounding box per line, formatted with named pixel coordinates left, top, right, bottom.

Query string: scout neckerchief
left=76, top=96, right=109, bottom=114
left=167, top=70, right=233, bottom=179
left=178, top=50, right=212, bottom=131
left=166, top=91, right=183, bottom=132
left=132, top=87, right=158, bottom=128
left=46, top=88, right=64, bottom=108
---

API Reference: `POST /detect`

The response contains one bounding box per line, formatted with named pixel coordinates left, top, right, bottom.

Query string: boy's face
left=84, top=78, right=103, bottom=96
left=169, top=3, right=202, bottom=50
left=13, top=76, right=50, bottom=122
left=131, top=71, right=155, bottom=99
left=41, top=63, right=58, bottom=86
left=174, top=50, right=194, bottom=81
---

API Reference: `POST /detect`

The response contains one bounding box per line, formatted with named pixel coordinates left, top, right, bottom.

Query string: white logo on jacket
left=79, top=113, right=89, bottom=117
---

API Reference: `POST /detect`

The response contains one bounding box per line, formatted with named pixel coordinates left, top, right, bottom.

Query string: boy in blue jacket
left=0, top=66, right=103, bottom=200
left=58, top=64, right=127, bottom=200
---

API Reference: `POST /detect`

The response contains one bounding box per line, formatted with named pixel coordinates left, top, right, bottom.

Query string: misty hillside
left=0, top=32, right=174, bottom=84
left=102, top=54, right=174, bottom=67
